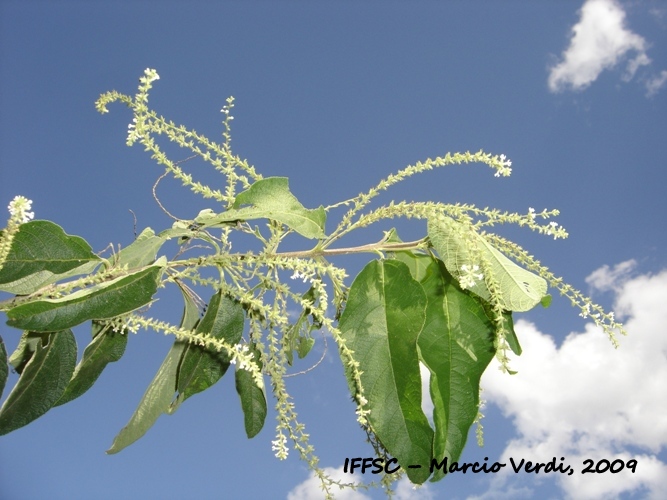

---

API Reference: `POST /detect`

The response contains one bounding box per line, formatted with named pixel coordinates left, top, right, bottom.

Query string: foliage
left=0, top=69, right=625, bottom=497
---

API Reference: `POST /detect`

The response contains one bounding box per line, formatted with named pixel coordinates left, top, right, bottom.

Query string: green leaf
left=413, top=258, right=496, bottom=482
left=0, top=220, right=100, bottom=295
left=0, top=336, right=7, bottom=401
left=6, top=258, right=165, bottom=332
left=7, top=331, right=42, bottom=374
left=339, top=259, right=433, bottom=484
left=541, top=294, right=552, bottom=308
left=0, top=330, right=76, bottom=435
left=428, top=215, right=547, bottom=312
left=195, top=177, right=326, bottom=239
left=503, top=312, right=522, bottom=356
left=284, top=286, right=320, bottom=365
left=235, top=343, right=267, bottom=438
left=175, top=280, right=204, bottom=333
left=113, top=227, right=166, bottom=268
left=106, top=340, right=186, bottom=454
left=170, top=292, right=244, bottom=411
left=106, top=280, right=203, bottom=454
left=55, top=321, right=128, bottom=407
left=296, top=335, right=315, bottom=360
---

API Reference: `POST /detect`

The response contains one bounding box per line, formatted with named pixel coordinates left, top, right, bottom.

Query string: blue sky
left=1, top=1, right=666, bottom=499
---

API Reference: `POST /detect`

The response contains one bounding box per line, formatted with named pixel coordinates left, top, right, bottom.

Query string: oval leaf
left=0, top=220, right=100, bottom=294
left=6, top=260, right=164, bottom=332
left=113, top=227, right=166, bottom=268
left=195, top=177, right=326, bottom=239
left=106, top=281, right=202, bottom=454
left=413, top=258, right=496, bottom=482
left=106, top=341, right=186, bottom=455
left=0, top=330, right=76, bottom=435
left=55, top=321, right=128, bottom=407
left=339, top=259, right=433, bottom=484
left=235, top=343, right=267, bottom=438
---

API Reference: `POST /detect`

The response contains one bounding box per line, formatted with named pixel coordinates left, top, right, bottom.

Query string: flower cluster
left=229, top=343, right=253, bottom=371
left=139, top=67, right=160, bottom=85
left=355, top=395, right=371, bottom=425
left=290, top=270, right=310, bottom=283
left=494, top=154, right=512, bottom=177
left=220, top=105, right=234, bottom=120
left=7, top=195, right=34, bottom=223
left=126, top=69, right=160, bottom=145
left=459, top=264, right=484, bottom=289
left=578, top=302, right=602, bottom=319
left=290, top=270, right=326, bottom=288
left=546, top=221, right=560, bottom=239
left=126, top=116, right=141, bottom=144
left=271, top=432, right=289, bottom=459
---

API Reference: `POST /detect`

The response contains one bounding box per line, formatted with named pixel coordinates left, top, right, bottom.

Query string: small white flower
left=528, top=207, right=536, bottom=219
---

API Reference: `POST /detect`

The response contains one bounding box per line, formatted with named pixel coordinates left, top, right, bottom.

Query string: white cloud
left=393, top=477, right=434, bottom=500
left=548, top=0, right=650, bottom=92
left=478, top=264, right=667, bottom=499
left=645, top=70, right=667, bottom=97
left=584, top=258, right=636, bottom=292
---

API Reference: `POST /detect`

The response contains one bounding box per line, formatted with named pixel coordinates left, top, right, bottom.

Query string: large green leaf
left=0, top=336, right=7, bottom=401
left=55, top=321, right=128, bottom=407
left=0, top=220, right=100, bottom=295
left=413, top=258, right=496, bottom=482
left=0, top=330, right=76, bottom=435
left=106, top=282, right=201, bottom=454
left=428, top=215, right=547, bottom=312
left=106, top=341, right=186, bottom=454
left=170, top=291, right=244, bottom=411
left=194, top=177, right=326, bottom=239
left=339, top=259, right=433, bottom=484
left=235, top=343, right=267, bottom=438
left=6, top=258, right=165, bottom=332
